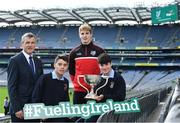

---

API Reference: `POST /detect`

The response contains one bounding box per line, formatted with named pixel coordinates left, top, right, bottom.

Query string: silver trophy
left=78, top=75, right=109, bottom=99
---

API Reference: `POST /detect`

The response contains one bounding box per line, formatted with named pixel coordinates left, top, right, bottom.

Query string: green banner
left=23, top=98, right=140, bottom=119
left=151, top=4, right=178, bottom=24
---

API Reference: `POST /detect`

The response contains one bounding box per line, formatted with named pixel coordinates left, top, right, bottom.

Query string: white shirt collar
left=22, top=50, right=33, bottom=63
left=52, top=70, right=64, bottom=80
left=101, top=69, right=114, bottom=78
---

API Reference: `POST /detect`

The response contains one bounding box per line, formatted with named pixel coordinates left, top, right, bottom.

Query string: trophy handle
left=77, top=75, right=90, bottom=93
left=95, top=76, right=109, bottom=95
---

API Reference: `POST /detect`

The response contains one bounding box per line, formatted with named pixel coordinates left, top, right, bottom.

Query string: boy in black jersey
left=32, top=55, right=70, bottom=122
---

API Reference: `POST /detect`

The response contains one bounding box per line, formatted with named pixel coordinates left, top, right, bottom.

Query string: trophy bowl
left=84, top=75, right=101, bottom=99
left=84, top=75, right=101, bottom=85
left=77, top=74, right=109, bottom=100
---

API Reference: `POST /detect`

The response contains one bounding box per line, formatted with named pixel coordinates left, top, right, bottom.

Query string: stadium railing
left=163, top=81, right=180, bottom=122
left=164, top=104, right=180, bottom=122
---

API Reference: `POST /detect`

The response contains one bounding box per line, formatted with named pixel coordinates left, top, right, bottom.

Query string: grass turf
left=0, top=87, right=74, bottom=113
left=0, top=86, right=8, bottom=113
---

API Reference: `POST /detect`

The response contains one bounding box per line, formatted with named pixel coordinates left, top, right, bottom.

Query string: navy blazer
left=94, top=71, right=126, bottom=102
left=7, top=52, right=43, bottom=114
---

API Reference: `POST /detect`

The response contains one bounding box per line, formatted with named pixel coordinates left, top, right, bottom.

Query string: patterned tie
left=29, top=56, right=35, bottom=74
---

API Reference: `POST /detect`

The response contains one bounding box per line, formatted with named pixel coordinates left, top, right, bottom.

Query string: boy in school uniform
left=85, top=53, right=126, bottom=122
left=94, top=53, right=126, bottom=102
left=32, top=55, right=70, bottom=122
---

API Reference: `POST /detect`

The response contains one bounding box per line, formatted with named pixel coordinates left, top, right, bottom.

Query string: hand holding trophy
left=78, top=74, right=109, bottom=100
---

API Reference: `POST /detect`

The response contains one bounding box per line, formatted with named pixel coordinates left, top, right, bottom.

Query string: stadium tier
left=0, top=24, right=180, bottom=49
left=0, top=25, right=180, bottom=123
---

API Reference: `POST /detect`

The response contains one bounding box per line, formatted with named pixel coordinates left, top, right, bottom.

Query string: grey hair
left=21, top=32, right=36, bottom=43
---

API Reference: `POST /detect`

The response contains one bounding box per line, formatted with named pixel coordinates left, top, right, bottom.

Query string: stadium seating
left=0, top=24, right=180, bottom=49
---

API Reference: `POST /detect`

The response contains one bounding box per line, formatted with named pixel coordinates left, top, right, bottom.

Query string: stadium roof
left=0, top=0, right=176, bottom=25
left=0, top=7, right=152, bottom=25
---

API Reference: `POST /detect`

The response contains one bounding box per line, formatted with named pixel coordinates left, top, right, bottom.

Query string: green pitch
left=0, top=87, right=8, bottom=113
left=0, top=87, right=74, bottom=113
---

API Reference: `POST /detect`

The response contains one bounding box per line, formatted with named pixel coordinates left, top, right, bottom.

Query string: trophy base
left=84, top=94, right=97, bottom=100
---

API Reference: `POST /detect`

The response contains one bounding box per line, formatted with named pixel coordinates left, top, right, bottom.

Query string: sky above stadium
left=0, top=0, right=175, bottom=10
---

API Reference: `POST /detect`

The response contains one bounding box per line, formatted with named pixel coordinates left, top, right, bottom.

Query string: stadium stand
left=0, top=24, right=180, bottom=49
left=0, top=68, right=7, bottom=86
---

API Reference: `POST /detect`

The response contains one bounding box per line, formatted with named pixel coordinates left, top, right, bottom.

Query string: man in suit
left=7, top=32, right=43, bottom=122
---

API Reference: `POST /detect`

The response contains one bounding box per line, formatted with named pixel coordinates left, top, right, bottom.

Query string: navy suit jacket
left=7, top=52, right=43, bottom=114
